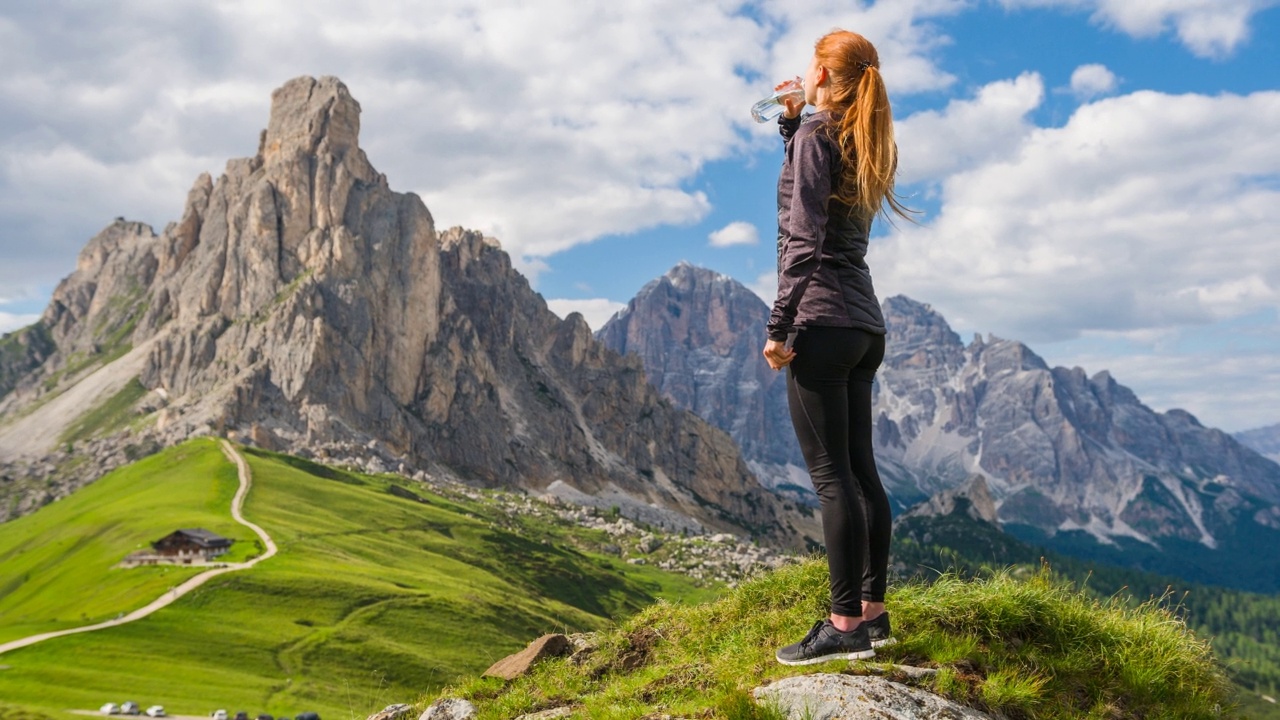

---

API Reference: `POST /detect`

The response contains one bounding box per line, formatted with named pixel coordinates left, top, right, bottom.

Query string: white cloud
left=877, top=81, right=1280, bottom=344
left=997, top=0, right=1277, bottom=58
left=758, top=0, right=966, bottom=95
left=0, top=0, right=966, bottom=295
left=896, top=72, right=1044, bottom=183
left=1069, top=63, right=1118, bottom=99
left=747, top=271, right=778, bottom=305
left=0, top=312, right=39, bottom=334
left=709, top=221, right=760, bottom=248
left=545, top=298, right=627, bottom=331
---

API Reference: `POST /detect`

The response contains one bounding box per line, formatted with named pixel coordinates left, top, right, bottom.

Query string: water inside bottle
left=751, top=79, right=803, bottom=123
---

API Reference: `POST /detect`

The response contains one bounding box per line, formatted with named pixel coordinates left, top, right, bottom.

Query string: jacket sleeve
left=780, top=113, right=802, bottom=142
left=768, top=125, right=833, bottom=341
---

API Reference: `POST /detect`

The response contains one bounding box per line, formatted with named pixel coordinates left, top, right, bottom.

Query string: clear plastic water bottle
left=751, top=77, right=804, bottom=123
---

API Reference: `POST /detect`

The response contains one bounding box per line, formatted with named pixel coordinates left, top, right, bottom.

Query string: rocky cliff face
left=877, top=296, right=1280, bottom=547
left=596, top=263, right=808, bottom=499
left=0, top=77, right=807, bottom=545
left=598, top=265, right=1280, bottom=566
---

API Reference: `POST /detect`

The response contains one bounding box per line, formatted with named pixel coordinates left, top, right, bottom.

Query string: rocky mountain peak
left=1, top=80, right=803, bottom=546
left=261, top=76, right=363, bottom=167
left=664, top=261, right=733, bottom=291
left=881, top=295, right=965, bottom=371
left=596, top=263, right=806, bottom=495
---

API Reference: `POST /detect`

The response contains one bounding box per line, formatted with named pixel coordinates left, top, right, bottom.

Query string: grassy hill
left=430, top=558, right=1235, bottom=719
left=2, top=439, right=1274, bottom=719
left=0, top=441, right=257, bottom=644
left=0, top=439, right=718, bottom=720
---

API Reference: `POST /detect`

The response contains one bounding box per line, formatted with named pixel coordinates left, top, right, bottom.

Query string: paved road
left=0, top=440, right=277, bottom=656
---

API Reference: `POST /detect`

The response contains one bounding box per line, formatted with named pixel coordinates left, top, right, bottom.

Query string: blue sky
left=1, top=0, right=1278, bottom=432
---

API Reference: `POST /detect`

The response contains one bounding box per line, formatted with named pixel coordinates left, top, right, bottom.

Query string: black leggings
left=786, top=326, right=892, bottom=617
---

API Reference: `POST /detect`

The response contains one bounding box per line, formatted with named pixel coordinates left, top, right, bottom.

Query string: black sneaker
left=864, top=611, right=897, bottom=648
left=775, top=619, right=876, bottom=666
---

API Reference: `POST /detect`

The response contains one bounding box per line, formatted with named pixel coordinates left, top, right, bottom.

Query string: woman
left=762, top=29, right=911, bottom=665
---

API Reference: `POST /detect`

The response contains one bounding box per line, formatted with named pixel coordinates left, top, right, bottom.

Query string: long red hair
left=814, top=30, right=913, bottom=222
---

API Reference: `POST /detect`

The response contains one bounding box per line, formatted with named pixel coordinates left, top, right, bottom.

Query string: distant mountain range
left=1236, top=423, right=1280, bottom=464
left=597, top=263, right=1280, bottom=591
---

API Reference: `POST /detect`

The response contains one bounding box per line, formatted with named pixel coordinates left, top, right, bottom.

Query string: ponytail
left=815, top=31, right=915, bottom=223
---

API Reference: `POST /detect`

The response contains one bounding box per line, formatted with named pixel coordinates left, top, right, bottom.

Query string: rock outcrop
left=903, top=475, right=999, bottom=526
left=0, top=77, right=804, bottom=545
left=484, top=634, right=571, bottom=680
left=753, top=673, right=994, bottom=720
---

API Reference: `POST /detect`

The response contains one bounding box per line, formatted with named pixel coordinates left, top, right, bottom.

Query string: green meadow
left=0, top=439, right=718, bottom=720
left=0, top=441, right=254, bottom=644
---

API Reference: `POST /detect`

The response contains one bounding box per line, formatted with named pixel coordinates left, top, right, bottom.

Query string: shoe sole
left=871, top=636, right=897, bottom=649
left=775, top=648, right=876, bottom=666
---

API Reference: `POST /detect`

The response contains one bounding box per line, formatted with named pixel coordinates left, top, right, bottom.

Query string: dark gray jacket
left=767, top=111, right=886, bottom=342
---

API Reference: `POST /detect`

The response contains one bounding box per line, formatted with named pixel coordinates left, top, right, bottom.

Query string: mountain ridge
left=0, top=76, right=813, bottom=547
left=1236, top=422, right=1280, bottom=464
left=596, top=263, right=1280, bottom=589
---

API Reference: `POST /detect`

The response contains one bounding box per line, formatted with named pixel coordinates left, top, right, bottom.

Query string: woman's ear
left=817, top=66, right=829, bottom=87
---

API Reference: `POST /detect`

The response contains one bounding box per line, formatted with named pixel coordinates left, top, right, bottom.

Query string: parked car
left=121, top=702, right=141, bottom=715
left=257, top=714, right=274, bottom=720
left=212, top=710, right=229, bottom=720
left=234, top=712, right=249, bottom=720
left=295, top=712, right=320, bottom=720
left=146, top=706, right=166, bottom=717
left=100, top=704, right=121, bottom=715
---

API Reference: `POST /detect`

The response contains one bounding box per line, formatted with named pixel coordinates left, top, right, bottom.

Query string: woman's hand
left=777, top=80, right=805, bottom=119
left=763, top=339, right=796, bottom=370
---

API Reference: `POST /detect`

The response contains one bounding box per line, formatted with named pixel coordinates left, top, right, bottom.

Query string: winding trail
left=0, top=440, right=277, bottom=656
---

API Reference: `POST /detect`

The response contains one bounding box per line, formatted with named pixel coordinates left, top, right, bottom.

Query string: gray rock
left=419, top=698, right=476, bottom=720
left=903, top=475, right=999, bottom=526
left=512, top=708, right=573, bottom=720
left=752, top=673, right=993, bottom=720
left=366, top=704, right=413, bottom=720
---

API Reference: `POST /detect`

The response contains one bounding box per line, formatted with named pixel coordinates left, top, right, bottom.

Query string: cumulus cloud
left=876, top=81, right=1280, bottom=344
left=896, top=72, right=1044, bottom=184
left=997, top=0, right=1277, bottom=58
left=1069, top=63, right=1118, bottom=99
left=709, top=221, right=760, bottom=248
left=545, top=298, right=626, bottom=331
left=748, top=271, right=778, bottom=306
left=0, top=0, right=965, bottom=295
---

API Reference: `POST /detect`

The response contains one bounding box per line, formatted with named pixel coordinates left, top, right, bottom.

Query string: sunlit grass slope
left=0, top=440, right=718, bottom=720
left=439, top=559, right=1237, bottom=720
left=0, top=440, right=256, bottom=644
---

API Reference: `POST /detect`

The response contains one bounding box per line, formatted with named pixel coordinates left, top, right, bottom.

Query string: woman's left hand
left=763, top=339, right=796, bottom=370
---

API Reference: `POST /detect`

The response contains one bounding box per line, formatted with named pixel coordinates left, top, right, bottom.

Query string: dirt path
left=0, top=440, right=276, bottom=656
